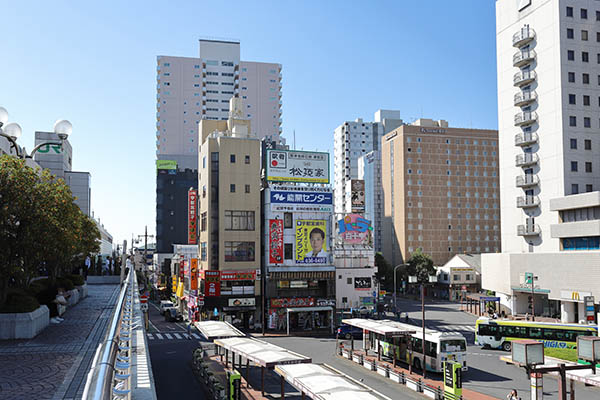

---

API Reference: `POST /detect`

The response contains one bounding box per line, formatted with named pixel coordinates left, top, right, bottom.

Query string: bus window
left=413, top=337, right=423, bottom=353
left=426, top=341, right=437, bottom=358
left=479, top=324, right=498, bottom=336
left=440, top=339, right=466, bottom=353
left=528, top=327, right=542, bottom=339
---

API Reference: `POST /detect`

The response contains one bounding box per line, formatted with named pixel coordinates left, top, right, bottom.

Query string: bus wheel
left=413, top=358, right=421, bottom=371
left=345, top=333, right=352, bottom=340
left=502, top=342, right=512, bottom=352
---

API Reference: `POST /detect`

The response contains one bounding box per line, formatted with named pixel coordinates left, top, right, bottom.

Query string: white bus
left=367, top=321, right=468, bottom=373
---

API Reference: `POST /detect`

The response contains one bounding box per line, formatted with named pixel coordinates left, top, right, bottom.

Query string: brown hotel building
left=381, top=119, right=500, bottom=266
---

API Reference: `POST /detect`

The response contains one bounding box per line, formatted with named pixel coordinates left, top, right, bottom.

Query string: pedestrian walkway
left=147, top=332, right=202, bottom=340
left=432, top=324, right=476, bottom=333
left=0, top=284, right=120, bottom=400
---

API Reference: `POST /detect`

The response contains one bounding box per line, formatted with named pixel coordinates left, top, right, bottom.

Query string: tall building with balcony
left=380, top=119, right=500, bottom=266
left=482, top=0, right=600, bottom=323
left=333, top=110, right=403, bottom=252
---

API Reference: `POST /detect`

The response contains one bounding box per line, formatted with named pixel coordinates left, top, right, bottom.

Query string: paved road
left=396, top=297, right=600, bottom=400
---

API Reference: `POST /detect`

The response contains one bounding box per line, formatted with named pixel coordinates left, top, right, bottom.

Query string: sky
left=0, top=0, right=498, bottom=246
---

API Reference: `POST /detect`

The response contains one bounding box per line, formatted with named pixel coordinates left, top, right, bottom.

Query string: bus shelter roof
left=275, top=363, right=391, bottom=400
left=341, top=318, right=416, bottom=337
left=214, top=337, right=312, bottom=368
left=194, top=320, right=245, bottom=340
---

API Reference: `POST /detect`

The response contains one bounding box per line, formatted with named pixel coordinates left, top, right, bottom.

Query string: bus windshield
left=440, top=339, right=466, bottom=352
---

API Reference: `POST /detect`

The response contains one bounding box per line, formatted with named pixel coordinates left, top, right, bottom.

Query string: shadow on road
left=464, top=365, right=511, bottom=383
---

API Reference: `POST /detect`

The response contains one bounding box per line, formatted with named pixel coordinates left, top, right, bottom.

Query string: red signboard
left=188, top=188, right=197, bottom=244
left=269, top=219, right=284, bottom=264
left=220, top=270, right=256, bottom=281
left=270, top=297, right=315, bottom=308
left=179, top=260, right=185, bottom=282
left=205, top=270, right=220, bottom=297
left=190, top=258, right=198, bottom=290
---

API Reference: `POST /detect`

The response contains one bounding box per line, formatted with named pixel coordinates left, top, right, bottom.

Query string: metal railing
left=82, top=268, right=135, bottom=400
left=513, top=49, right=537, bottom=67
left=514, top=111, right=538, bottom=126
left=514, top=132, right=538, bottom=146
left=513, top=27, right=536, bottom=47
left=514, top=90, right=537, bottom=107
left=513, top=70, right=537, bottom=86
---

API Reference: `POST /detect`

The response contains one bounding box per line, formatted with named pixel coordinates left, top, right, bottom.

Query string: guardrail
left=82, top=268, right=135, bottom=399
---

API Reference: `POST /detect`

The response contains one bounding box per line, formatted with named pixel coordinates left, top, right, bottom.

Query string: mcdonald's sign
left=560, top=290, right=592, bottom=302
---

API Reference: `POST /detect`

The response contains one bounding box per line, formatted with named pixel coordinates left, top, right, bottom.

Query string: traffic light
left=528, top=296, right=533, bottom=310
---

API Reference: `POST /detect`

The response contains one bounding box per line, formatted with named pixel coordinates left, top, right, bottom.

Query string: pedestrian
left=187, top=321, right=192, bottom=339
left=506, top=389, right=520, bottom=400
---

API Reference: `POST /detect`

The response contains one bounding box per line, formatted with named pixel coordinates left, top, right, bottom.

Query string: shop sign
left=220, top=270, right=256, bottom=281
left=270, top=190, right=333, bottom=213
left=290, top=280, right=308, bottom=288
left=190, top=258, right=198, bottom=290
left=296, top=219, right=328, bottom=264
left=270, top=297, right=315, bottom=308
left=266, top=149, right=329, bottom=183
left=188, top=189, right=197, bottom=244
left=350, top=179, right=365, bottom=212
left=228, top=298, right=256, bottom=307
left=277, top=281, right=290, bottom=288
left=354, top=277, right=372, bottom=291
left=269, top=219, right=284, bottom=264
left=205, top=271, right=220, bottom=297
left=560, top=290, right=592, bottom=302
left=316, top=299, right=335, bottom=307
left=156, top=159, right=177, bottom=170
left=584, top=296, right=595, bottom=321
left=179, top=260, right=185, bottom=282
left=197, top=295, right=204, bottom=306
left=338, top=214, right=372, bottom=245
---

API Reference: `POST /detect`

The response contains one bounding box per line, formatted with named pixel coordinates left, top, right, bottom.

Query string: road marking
left=148, top=319, right=159, bottom=332
left=183, top=334, right=190, bottom=339
left=156, top=333, right=164, bottom=340
left=174, top=333, right=182, bottom=339
left=192, top=333, right=201, bottom=339
left=147, top=333, right=154, bottom=340
left=165, top=333, right=173, bottom=339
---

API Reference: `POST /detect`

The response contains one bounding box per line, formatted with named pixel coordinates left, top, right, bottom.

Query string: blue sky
left=0, top=0, right=498, bottom=245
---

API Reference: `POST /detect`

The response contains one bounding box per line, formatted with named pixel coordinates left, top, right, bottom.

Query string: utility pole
left=422, top=283, right=426, bottom=379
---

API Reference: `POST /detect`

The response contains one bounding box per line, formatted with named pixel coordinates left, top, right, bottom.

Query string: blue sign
left=271, top=191, right=332, bottom=205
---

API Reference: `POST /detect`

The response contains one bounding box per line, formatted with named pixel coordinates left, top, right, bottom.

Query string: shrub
left=0, top=289, right=40, bottom=313
left=67, top=274, right=85, bottom=286
left=36, top=286, right=58, bottom=306
left=56, top=277, right=74, bottom=291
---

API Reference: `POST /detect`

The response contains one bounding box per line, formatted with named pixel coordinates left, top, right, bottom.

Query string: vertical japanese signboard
left=205, top=270, right=220, bottom=297
left=188, top=188, right=197, bottom=244
left=190, top=258, right=198, bottom=290
left=295, top=219, right=328, bottom=264
left=350, top=179, right=365, bottom=212
left=269, top=219, right=284, bottom=264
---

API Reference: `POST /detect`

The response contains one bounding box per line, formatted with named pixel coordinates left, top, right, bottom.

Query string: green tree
left=406, top=248, right=435, bottom=283
left=374, top=252, right=395, bottom=291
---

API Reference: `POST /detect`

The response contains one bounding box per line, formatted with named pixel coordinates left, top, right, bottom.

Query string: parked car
left=355, top=306, right=373, bottom=317
left=159, top=300, right=174, bottom=315
left=164, top=307, right=183, bottom=322
left=337, top=324, right=363, bottom=340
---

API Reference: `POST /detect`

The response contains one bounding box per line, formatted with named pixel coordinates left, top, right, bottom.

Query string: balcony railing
left=518, top=224, right=541, bottom=236
left=513, top=50, right=537, bottom=67
left=513, top=27, right=536, bottom=47
left=514, top=132, right=538, bottom=146
left=514, top=70, right=537, bottom=87
left=516, top=153, right=539, bottom=167
left=516, top=174, right=539, bottom=187
left=514, top=91, right=537, bottom=107
left=514, top=111, right=538, bottom=127
left=517, top=195, right=540, bottom=208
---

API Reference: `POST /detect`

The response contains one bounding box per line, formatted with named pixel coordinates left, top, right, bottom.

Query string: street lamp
left=0, top=106, right=72, bottom=159
left=393, top=263, right=408, bottom=313
left=409, top=273, right=437, bottom=379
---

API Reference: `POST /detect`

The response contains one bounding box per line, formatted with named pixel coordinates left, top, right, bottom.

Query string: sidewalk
left=0, top=283, right=120, bottom=400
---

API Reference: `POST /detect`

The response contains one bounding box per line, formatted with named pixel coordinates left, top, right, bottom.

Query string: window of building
left=224, top=241, right=255, bottom=262
left=568, top=50, right=575, bottom=60
left=284, top=212, right=293, bottom=228
left=582, top=30, right=589, bottom=41
left=230, top=184, right=236, bottom=193
left=598, top=32, right=600, bottom=42
left=583, top=73, right=590, bottom=84
left=201, top=242, right=207, bottom=261
left=572, top=184, right=579, bottom=194
left=597, top=10, right=600, bottom=21
left=587, top=184, right=594, bottom=192
left=569, top=116, right=577, bottom=126
left=245, top=155, right=250, bottom=164
left=201, top=212, right=207, bottom=231
left=571, top=161, right=578, bottom=172
left=224, top=211, right=255, bottom=231
left=585, top=139, right=592, bottom=150
left=569, top=72, right=575, bottom=82
left=570, top=138, right=577, bottom=149
left=583, top=52, right=590, bottom=62
left=569, top=94, right=576, bottom=104
left=584, top=95, right=590, bottom=106
left=581, top=8, right=588, bottom=19
left=567, top=6, right=573, bottom=17
left=245, top=184, right=250, bottom=193
left=284, top=243, right=293, bottom=259
left=585, top=117, right=591, bottom=128
left=586, top=162, right=593, bottom=172
left=567, top=28, right=574, bottom=39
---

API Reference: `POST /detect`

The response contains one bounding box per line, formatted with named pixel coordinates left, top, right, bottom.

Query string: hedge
left=0, top=289, right=40, bottom=314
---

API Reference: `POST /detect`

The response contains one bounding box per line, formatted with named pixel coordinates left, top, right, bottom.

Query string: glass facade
left=562, top=236, right=600, bottom=250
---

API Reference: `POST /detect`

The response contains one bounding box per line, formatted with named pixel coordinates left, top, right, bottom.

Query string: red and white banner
left=188, top=188, right=197, bottom=244
left=269, top=219, right=284, bottom=264
left=204, top=270, right=220, bottom=297
left=270, top=297, right=314, bottom=308
left=220, top=270, right=256, bottom=281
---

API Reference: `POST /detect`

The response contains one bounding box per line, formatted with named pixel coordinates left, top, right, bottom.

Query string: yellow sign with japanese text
left=295, top=219, right=328, bottom=264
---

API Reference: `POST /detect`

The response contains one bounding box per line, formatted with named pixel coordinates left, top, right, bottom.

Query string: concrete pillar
left=578, top=302, right=586, bottom=323
left=561, top=301, right=576, bottom=323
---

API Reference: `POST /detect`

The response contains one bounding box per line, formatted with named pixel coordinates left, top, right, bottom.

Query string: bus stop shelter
left=195, top=320, right=245, bottom=341
left=463, top=294, right=501, bottom=316
left=341, top=319, right=416, bottom=366
left=213, top=336, right=312, bottom=396
left=275, top=363, right=391, bottom=400
left=286, top=306, right=335, bottom=336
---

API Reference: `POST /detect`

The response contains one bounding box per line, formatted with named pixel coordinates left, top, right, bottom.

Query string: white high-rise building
left=156, top=39, right=282, bottom=169
left=482, top=0, right=600, bottom=323
left=333, top=110, right=402, bottom=252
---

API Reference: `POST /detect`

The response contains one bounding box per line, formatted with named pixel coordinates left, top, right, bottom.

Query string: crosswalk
left=431, top=324, right=476, bottom=333
left=147, top=332, right=202, bottom=340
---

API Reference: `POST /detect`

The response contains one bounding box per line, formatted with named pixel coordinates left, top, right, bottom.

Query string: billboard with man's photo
left=295, top=219, right=328, bottom=264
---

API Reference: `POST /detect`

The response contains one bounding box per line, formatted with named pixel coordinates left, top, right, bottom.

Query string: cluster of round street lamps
left=0, top=106, right=72, bottom=159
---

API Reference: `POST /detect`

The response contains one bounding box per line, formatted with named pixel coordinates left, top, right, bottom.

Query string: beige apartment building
left=197, top=98, right=261, bottom=325
left=381, top=119, right=500, bottom=266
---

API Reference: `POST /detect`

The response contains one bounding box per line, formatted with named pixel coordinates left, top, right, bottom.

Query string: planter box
left=352, top=354, right=363, bottom=365
left=76, top=284, right=88, bottom=299
left=87, top=276, right=120, bottom=285
left=67, top=289, right=80, bottom=306
left=406, top=379, right=419, bottom=392
left=423, top=385, right=437, bottom=399
left=0, top=305, right=49, bottom=339
left=376, top=364, right=389, bottom=377
left=363, top=359, right=375, bottom=371
left=389, top=370, right=402, bottom=384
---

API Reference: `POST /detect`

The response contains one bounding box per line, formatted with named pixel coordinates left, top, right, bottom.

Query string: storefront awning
left=214, top=337, right=312, bottom=368
left=194, top=320, right=245, bottom=340
left=341, top=318, right=416, bottom=338
left=287, top=306, right=333, bottom=313
left=511, top=287, right=551, bottom=294
left=275, top=363, right=391, bottom=400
